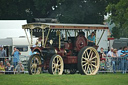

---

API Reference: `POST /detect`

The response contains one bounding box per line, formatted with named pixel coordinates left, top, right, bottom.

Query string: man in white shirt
left=107, top=48, right=113, bottom=57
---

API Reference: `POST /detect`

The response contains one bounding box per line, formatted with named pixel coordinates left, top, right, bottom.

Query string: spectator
left=15, top=61, right=24, bottom=74
left=112, top=49, right=118, bottom=73
left=118, top=47, right=123, bottom=57
left=99, top=47, right=106, bottom=61
left=117, top=47, right=122, bottom=70
left=0, top=45, right=7, bottom=62
left=4, top=58, right=9, bottom=66
left=112, top=49, right=118, bottom=57
left=5, top=62, right=14, bottom=74
left=0, top=61, right=5, bottom=74
left=120, top=46, right=128, bottom=74
left=107, top=48, right=113, bottom=57
left=87, top=32, right=95, bottom=46
left=12, top=47, right=21, bottom=68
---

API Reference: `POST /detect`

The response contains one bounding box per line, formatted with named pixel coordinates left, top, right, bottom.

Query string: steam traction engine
left=22, top=23, right=108, bottom=75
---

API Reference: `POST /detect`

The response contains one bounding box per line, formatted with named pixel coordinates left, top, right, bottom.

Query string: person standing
left=99, top=47, right=106, bottom=61
left=117, top=47, right=122, bottom=70
left=118, top=47, right=122, bottom=57
left=120, top=46, right=128, bottom=74
left=0, top=45, right=7, bottom=62
left=87, top=32, right=95, bottom=46
left=107, top=48, right=114, bottom=57
left=12, top=47, right=21, bottom=68
left=112, top=49, right=118, bottom=73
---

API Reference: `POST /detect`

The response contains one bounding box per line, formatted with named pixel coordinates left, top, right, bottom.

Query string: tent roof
left=0, top=38, right=12, bottom=46
left=0, top=20, right=29, bottom=38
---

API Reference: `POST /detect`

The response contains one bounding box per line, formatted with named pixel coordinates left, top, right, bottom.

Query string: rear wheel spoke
left=88, top=49, right=92, bottom=58
left=91, top=56, right=97, bottom=60
left=82, top=63, right=88, bottom=67
left=91, top=64, right=97, bottom=68
left=82, top=57, right=88, bottom=61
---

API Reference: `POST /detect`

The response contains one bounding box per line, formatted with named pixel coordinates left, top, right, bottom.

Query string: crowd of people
left=99, top=46, right=128, bottom=74
left=0, top=45, right=24, bottom=74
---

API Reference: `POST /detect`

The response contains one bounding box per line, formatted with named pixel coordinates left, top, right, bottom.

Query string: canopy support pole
left=94, top=30, right=96, bottom=45
left=24, top=29, right=31, bottom=47
left=44, top=28, right=51, bottom=47
left=42, top=29, right=44, bottom=47
left=65, top=30, right=67, bottom=40
left=67, top=30, right=71, bottom=37
left=97, top=30, right=105, bottom=45
left=87, top=30, right=88, bottom=38
left=31, top=29, right=33, bottom=46
left=59, top=31, right=61, bottom=50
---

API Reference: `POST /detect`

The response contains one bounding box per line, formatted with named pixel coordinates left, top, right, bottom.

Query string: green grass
left=0, top=73, right=128, bottom=85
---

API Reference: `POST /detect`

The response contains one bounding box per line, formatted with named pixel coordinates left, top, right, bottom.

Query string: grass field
left=0, top=73, right=128, bottom=85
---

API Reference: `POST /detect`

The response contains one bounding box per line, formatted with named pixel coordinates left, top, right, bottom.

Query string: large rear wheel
left=78, top=47, right=100, bottom=75
left=28, top=54, right=42, bottom=75
left=49, top=54, right=64, bottom=75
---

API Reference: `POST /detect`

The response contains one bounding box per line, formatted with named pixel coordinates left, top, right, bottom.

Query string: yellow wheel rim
left=52, top=55, right=64, bottom=75
left=30, top=55, right=41, bottom=74
left=81, top=47, right=100, bottom=75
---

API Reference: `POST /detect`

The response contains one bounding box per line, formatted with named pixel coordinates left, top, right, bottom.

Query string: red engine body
left=32, top=34, right=88, bottom=70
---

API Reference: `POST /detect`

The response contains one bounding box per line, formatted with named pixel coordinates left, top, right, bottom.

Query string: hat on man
left=91, top=32, right=95, bottom=35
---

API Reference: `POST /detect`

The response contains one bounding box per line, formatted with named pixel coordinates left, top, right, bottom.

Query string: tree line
left=0, top=0, right=127, bottom=38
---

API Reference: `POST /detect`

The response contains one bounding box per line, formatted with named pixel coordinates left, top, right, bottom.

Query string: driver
left=35, top=36, right=42, bottom=47
left=87, top=32, right=95, bottom=46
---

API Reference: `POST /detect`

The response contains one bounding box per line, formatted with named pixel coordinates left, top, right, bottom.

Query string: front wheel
left=78, top=47, right=100, bottom=75
left=49, top=54, right=64, bottom=75
left=28, top=54, right=42, bottom=75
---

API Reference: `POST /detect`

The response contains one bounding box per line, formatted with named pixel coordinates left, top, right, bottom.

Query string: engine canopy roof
left=22, top=23, right=108, bottom=30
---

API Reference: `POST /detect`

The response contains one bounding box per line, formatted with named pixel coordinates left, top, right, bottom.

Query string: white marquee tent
left=0, top=20, right=30, bottom=39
